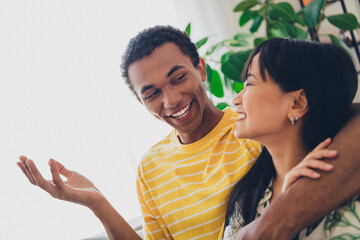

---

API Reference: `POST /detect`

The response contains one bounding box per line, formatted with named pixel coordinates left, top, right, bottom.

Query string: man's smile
left=166, top=101, right=193, bottom=123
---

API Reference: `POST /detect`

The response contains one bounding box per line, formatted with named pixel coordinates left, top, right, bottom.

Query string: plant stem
left=263, top=1, right=269, bottom=38
left=314, top=3, right=326, bottom=41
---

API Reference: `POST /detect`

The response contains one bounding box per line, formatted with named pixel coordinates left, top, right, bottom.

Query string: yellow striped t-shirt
left=136, top=107, right=261, bottom=240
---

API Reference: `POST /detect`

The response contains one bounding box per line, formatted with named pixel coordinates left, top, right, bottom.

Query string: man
left=18, top=25, right=360, bottom=239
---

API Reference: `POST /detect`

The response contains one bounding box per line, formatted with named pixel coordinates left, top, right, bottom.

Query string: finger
left=282, top=169, right=304, bottom=193
left=25, top=160, right=40, bottom=185
left=297, top=168, right=321, bottom=179
left=16, top=161, right=32, bottom=181
left=25, top=159, right=60, bottom=197
left=17, top=161, right=26, bottom=174
left=18, top=157, right=36, bottom=185
left=283, top=168, right=320, bottom=193
left=19, top=155, right=28, bottom=162
left=312, top=138, right=332, bottom=152
left=282, top=173, right=298, bottom=193
left=305, top=149, right=338, bottom=161
left=52, top=160, right=73, bottom=178
left=299, top=159, right=333, bottom=172
left=49, top=159, right=66, bottom=191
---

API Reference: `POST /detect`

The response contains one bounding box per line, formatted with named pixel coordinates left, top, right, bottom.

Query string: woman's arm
left=236, top=103, right=360, bottom=240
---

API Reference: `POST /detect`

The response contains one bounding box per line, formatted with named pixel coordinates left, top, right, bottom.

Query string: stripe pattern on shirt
left=136, top=107, right=261, bottom=240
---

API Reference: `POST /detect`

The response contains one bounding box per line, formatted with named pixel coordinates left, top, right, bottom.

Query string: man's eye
left=145, top=90, right=160, bottom=100
left=173, top=74, right=186, bottom=84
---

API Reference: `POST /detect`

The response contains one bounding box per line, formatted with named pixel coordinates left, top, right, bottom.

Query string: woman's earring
left=290, top=116, right=298, bottom=126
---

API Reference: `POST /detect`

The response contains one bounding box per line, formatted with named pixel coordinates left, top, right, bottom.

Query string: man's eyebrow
left=166, top=65, right=184, bottom=78
left=140, top=84, right=155, bottom=94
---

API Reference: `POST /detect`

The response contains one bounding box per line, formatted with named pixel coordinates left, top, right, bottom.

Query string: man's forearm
left=238, top=103, right=360, bottom=239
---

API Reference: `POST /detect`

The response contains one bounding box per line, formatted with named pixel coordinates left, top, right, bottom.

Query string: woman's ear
left=287, top=89, right=308, bottom=122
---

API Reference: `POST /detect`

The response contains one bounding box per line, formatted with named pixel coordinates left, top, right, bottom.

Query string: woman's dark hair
left=120, top=25, right=199, bottom=102
left=225, top=38, right=358, bottom=226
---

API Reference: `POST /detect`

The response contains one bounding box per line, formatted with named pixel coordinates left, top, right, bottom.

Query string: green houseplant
left=186, top=0, right=360, bottom=109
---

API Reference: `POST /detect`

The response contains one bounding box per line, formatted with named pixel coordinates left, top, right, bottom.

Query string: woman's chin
left=234, top=129, right=246, bottom=139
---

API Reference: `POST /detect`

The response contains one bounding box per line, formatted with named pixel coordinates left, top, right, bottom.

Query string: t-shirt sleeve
left=136, top=168, right=169, bottom=240
left=237, top=138, right=262, bottom=158
left=251, top=140, right=262, bottom=156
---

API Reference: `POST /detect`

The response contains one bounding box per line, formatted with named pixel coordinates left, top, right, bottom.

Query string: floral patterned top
left=223, top=179, right=360, bottom=240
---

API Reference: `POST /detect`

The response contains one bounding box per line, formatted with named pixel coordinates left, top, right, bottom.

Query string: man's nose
left=163, top=88, right=182, bottom=108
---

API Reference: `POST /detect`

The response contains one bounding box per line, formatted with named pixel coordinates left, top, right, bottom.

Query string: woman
left=224, top=38, right=360, bottom=239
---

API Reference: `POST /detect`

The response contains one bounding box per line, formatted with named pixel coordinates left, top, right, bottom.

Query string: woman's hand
left=282, top=138, right=337, bottom=193
left=17, top=156, right=104, bottom=210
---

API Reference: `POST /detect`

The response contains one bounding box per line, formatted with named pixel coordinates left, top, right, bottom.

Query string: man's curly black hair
left=120, top=25, right=200, bottom=102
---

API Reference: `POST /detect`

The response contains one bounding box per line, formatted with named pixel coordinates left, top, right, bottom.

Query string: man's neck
left=178, top=104, right=224, bottom=144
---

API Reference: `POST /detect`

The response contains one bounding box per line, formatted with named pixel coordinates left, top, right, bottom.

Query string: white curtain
left=0, top=0, right=240, bottom=239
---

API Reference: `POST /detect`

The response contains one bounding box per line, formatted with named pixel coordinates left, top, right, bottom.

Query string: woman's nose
left=232, top=89, right=244, bottom=106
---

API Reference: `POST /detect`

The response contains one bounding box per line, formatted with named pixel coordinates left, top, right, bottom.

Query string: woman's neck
left=261, top=127, right=308, bottom=202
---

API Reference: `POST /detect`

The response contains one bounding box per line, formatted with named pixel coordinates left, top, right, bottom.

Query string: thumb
left=50, top=159, right=73, bottom=178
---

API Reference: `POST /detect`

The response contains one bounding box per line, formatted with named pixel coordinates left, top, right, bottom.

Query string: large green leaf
left=221, top=61, right=242, bottom=80
left=269, top=2, right=297, bottom=21
left=232, top=33, right=252, bottom=47
left=195, top=37, right=208, bottom=49
left=268, top=21, right=288, bottom=38
left=205, top=41, right=224, bottom=56
left=210, top=69, right=224, bottom=98
left=221, top=50, right=252, bottom=81
left=232, top=81, right=244, bottom=93
left=223, top=74, right=231, bottom=90
left=239, top=10, right=260, bottom=26
left=302, top=0, right=326, bottom=27
left=268, top=28, right=286, bottom=38
left=233, top=0, right=259, bottom=12
left=185, top=23, right=191, bottom=37
left=216, top=102, right=229, bottom=110
left=230, top=39, right=250, bottom=47
left=253, top=37, right=267, bottom=47
left=295, top=26, right=307, bottom=39
left=329, top=34, right=352, bottom=57
left=221, top=51, right=232, bottom=63
left=294, top=13, right=306, bottom=26
left=327, top=13, right=359, bottom=31
left=250, top=15, right=263, bottom=33
left=282, top=21, right=298, bottom=38
left=234, top=33, right=253, bottom=40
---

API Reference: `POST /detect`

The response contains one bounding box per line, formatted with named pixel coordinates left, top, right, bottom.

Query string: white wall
left=0, top=1, right=239, bottom=239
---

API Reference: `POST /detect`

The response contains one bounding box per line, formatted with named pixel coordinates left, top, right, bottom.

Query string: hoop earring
left=290, top=116, right=298, bottom=126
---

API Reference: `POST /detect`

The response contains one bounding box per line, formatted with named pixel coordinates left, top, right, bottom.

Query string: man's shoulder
left=139, top=131, right=175, bottom=166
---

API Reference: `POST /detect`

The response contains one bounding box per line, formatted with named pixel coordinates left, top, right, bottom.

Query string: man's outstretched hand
left=17, top=156, right=104, bottom=209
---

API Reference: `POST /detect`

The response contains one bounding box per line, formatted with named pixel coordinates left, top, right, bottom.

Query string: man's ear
left=287, top=89, right=308, bottom=121
left=198, top=58, right=207, bottom=82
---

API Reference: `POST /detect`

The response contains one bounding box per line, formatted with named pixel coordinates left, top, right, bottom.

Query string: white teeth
left=171, top=103, right=191, bottom=118
left=238, top=112, right=246, bottom=120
